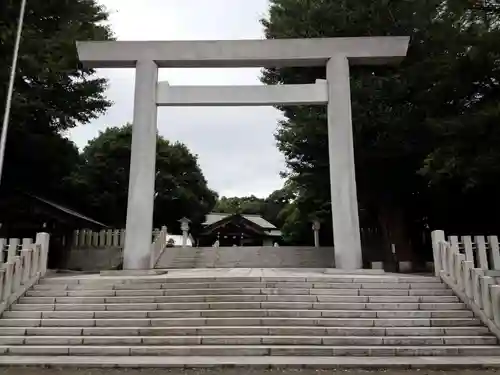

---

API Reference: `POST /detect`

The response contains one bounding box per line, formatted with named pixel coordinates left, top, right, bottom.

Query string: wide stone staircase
left=0, top=272, right=499, bottom=362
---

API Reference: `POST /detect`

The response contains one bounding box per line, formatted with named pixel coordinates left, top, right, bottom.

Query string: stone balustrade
left=72, top=229, right=126, bottom=249
left=73, top=228, right=163, bottom=249
left=432, top=230, right=500, bottom=337
left=67, top=227, right=167, bottom=271
left=150, top=226, right=168, bottom=268
left=0, top=232, right=50, bottom=315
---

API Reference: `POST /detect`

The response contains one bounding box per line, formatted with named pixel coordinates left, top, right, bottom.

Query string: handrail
left=150, top=226, right=168, bottom=268
left=0, top=232, right=50, bottom=315
left=432, top=230, right=500, bottom=339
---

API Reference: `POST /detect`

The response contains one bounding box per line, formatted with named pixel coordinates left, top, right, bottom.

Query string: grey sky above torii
left=70, top=1, right=405, bottom=199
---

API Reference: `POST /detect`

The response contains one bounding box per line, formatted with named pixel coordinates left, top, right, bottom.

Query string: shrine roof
left=204, top=212, right=277, bottom=229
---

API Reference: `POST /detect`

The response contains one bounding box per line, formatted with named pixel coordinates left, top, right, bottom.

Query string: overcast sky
left=68, top=0, right=286, bottom=198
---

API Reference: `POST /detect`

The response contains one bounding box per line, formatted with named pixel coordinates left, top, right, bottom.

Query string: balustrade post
left=482, top=276, right=494, bottom=319
left=35, top=232, right=50, bottom=276
left=73, top=230, right=79, bottom=248
left=463, top=261, right=474, bottom=299
left=85, top=230, right=92, bottom=247
left=163, top=226, right=168, bottom=249
left=98, top=230, right=105, bottom=247
left=0, top=238, right=6, bottom=264
left=490, top=285, right=500, bottom=328
left=31, top=244, right=39, bottom=278
left=20, top=248, right=32, bottom=284
left=471, top=268, right=484, bottom=308
left=455, top=253, right=465, bottom=291
left=488, top=236, right=500, bottom=270
left=120, top=229, right=126, bottom=247
left=450, top=242, right=457, bottom=284
left=105, top=230, right=112, bottom=247
left=79, top=229, right=87, bottom=247
left=475, top=235, right=489, bottom=270
left=112, top=230, right=119, bottom=247
left=462, top=236, right=474, bottom=262
left=7, top=239, right=19, bottom=262
left=2, top=261, right=13, bottom=304
left=440, top=243, right=448, bottom=277
left=0, top=268, right=4, bottom=303
left=22, top=238, right=32, bottom=249
left=431, top=230, right=445, bottom=276
left=11, top=256, right=22, bottom=295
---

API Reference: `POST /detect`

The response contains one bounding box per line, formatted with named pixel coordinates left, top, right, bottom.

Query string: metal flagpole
left=0, top=0, right=28, bottom=184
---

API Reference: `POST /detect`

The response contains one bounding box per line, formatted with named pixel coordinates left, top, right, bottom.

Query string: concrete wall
left=62, top=247, right=122, bottom=271
left=156, top=246, right=335, bottom=269
left=263, top=239, right=274, bottom=247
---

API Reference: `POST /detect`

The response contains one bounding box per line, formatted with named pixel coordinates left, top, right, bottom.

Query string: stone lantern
left=178, top=217, right=191, bottom=248
left=312, top=220, right=321, bottom=248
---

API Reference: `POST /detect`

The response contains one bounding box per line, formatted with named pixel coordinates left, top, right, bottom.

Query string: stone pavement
left=1, top=367, right=500, bottom=375
left=81, top=267, right=387, bottom=281
left=155, top=268, right=384, bottom=277
left=2, top=356, right=500, bottom=369
left=49, top=267, right=391, bottom=285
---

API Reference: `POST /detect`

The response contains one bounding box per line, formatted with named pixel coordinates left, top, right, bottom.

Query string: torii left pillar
left=123, top=60, right=158, bottom=270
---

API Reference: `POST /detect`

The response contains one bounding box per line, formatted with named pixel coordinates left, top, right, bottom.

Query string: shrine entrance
left=76, top=37, right=409, bottom=270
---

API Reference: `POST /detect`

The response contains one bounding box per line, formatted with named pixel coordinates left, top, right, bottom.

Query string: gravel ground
left=1, top=369, right=500, bottom=375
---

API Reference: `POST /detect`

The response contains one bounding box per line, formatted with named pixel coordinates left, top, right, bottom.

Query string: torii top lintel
left=76, top=37, right=410, bottom=69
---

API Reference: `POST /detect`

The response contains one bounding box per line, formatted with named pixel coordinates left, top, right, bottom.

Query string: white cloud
left=69, top=0, right=286, bottom=198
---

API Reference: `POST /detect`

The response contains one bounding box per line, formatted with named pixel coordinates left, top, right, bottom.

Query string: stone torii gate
left=76, top=37, right=409, bottom=271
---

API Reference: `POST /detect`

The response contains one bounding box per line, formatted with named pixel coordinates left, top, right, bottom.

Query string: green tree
left=262, top=0, right=500, bottom=257
left=0, top=0, right=112, bottom=202
left=418, top=0, right=500, bottom=234
left=214, top=185, right=295, bottom=230
left=215, top=196, right=266, bottom=215
left=261, top=185, right=296, bottom=229
left=74, top=125, right=218, bottom=230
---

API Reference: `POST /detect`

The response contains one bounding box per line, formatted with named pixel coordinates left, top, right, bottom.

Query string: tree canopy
left=1, top=2, right=220, bottom=234
left=261, top=0, right=500, bottom=258
left=73, top=124, right=218, bottom=231
left=0, top=0, right=112, bottom=202
left=3, top=0, right=500, bottom=254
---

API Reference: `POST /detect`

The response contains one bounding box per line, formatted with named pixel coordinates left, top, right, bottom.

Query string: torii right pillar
left=327, top=55, right=362, bottom=270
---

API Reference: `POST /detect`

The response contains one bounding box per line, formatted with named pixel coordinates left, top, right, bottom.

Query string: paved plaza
left=2, top=367, right=500, bottom=374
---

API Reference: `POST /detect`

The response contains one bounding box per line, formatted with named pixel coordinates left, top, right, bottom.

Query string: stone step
left=0, top=317, right=481, bottom=328
left=18, top=294, right=459, bottom=305
left=26, top=290, right=456, bottom=299
left=10, top=301, right=466, bottom=311
left=2, top=355, right=500, bottom=368
left=24, top=288, right=454, bottom=298
left=34, top=282, right=447, bottom=291
left=38, top=276, right=443, bottom=286
left=33, top=281, right=448, bottom=292
left=0, top=335, right=496, bottom=346
left=32, top=286, right=452, bottom=297
left=0, top=325, right=489, bottom=337
left=3, top=272, right=490, bottom=361
left=2, top=309, right=474, bottom=319
left=1, top=344, right=500, bottom=356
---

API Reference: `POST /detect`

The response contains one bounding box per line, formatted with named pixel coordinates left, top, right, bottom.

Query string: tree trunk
left=377, top=204, right=414, bottom=264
